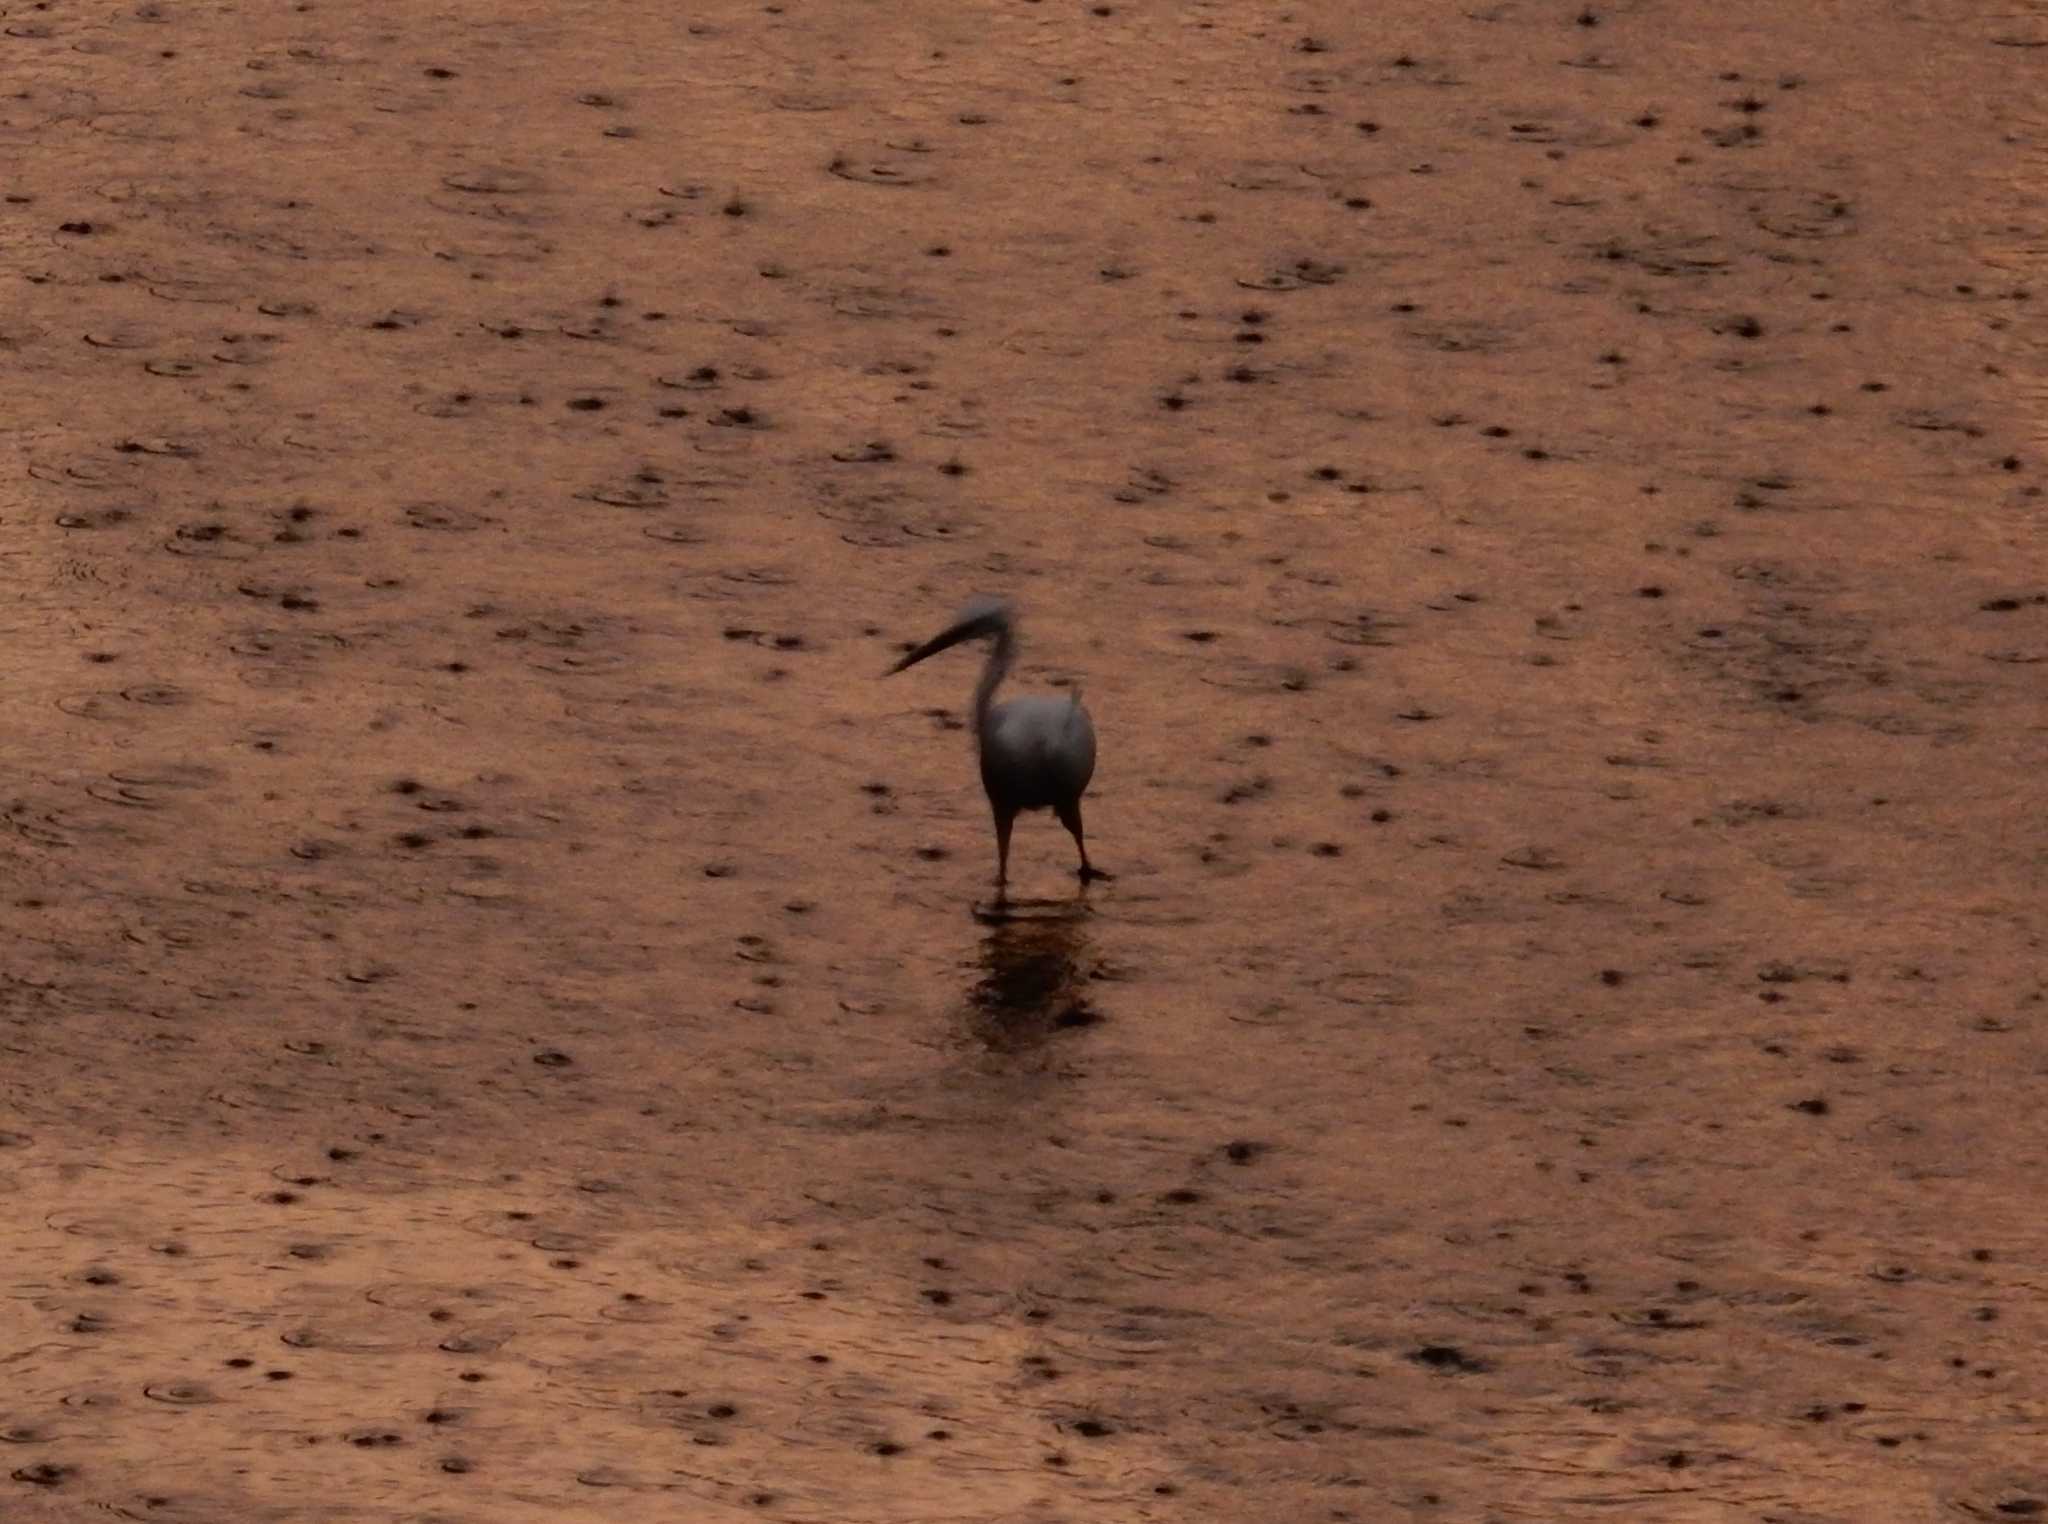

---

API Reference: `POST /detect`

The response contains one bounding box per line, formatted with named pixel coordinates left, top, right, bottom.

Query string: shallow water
left=4, top=0, right=2047, bottom=1518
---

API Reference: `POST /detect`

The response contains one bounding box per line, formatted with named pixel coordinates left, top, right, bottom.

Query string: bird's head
left=883, top=597, right=1015, bottom=676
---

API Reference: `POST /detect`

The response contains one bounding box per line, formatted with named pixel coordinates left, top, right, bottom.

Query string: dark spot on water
left=1410, top=1344, right=1489, bottom=1373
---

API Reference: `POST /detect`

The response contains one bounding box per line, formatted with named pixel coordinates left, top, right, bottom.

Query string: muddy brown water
left=4, top=0, right=2047, bottom=1518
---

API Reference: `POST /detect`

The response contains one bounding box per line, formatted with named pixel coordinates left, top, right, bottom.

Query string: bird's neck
left=973, top=626, right=1015, bottom=736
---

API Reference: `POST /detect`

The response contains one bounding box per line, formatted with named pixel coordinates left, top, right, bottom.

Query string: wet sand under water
left=3, top=0, right=2048, bottom=1518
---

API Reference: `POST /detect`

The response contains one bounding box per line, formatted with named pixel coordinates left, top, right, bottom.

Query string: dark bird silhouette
left=886, top=598, right=1108, bottom=899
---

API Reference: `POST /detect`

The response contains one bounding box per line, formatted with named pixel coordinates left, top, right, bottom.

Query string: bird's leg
left=1055, top=799, right=1112, bottom=883
left=993, top=805, right=1016, bottom=900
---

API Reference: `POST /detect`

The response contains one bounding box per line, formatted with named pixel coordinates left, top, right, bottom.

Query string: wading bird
left=886, top=598, right=1109, bottom=900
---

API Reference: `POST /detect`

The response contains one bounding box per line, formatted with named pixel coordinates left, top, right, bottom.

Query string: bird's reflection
left=966, top=902, right=1100, bottom=1052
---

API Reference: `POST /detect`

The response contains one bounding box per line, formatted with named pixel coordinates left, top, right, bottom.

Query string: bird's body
left=887, top=599, right=1108, bottom=898
left=980, top=694, right=1095, bottom=813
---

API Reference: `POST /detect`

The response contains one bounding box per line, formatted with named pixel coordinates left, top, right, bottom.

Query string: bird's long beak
left=880, top=607, right=1007, bottom=677
left=881, top=636, right=944, bottom=678
left=883, top=633, right=952, bottom=676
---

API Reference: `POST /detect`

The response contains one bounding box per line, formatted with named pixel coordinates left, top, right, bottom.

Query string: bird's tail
left=1062, top=686, right=1088, bottom=739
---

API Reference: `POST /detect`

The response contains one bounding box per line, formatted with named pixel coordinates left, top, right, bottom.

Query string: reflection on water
left=966, top=902, right=1100, bottom=1051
